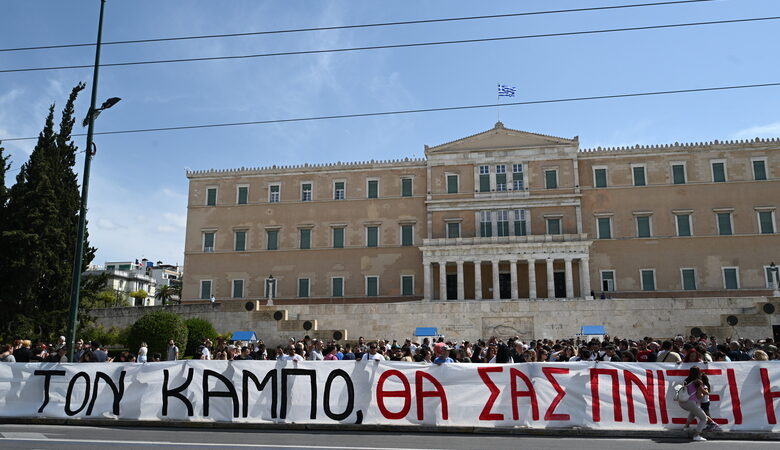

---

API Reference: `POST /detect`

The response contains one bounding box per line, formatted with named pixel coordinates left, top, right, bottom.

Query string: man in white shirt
left=280, top=345, right=304, bottom=361
left=361, top=343, right=384, bottom=361
left=308, top=339, right=324, bottom=360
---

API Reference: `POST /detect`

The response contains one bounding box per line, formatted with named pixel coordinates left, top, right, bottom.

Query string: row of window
left=591, top=158, right=769, bottom=188
left=601, top=265, right=777, bottom=292
left=594, top=208, right=776, bottom=239
left=204, top=177, right=415, bottom=206
left=199, top=275, right=415, bottom=299
left=202, top=224, right=417, bottom=252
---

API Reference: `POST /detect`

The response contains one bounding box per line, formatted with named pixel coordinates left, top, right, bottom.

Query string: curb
left=1, top=418, right=777, bottom=441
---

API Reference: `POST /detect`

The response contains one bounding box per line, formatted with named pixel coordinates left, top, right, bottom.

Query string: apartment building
left=182, top=122, right=780, bottom=303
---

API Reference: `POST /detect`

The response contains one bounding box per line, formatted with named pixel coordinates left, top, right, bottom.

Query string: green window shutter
left=368, top=180, right=378, bottom=198
left=514, top=220, right=527, bottom=236
left=498, top=221, right=509, bottom=237
left=753, top=160, right=767, bottom=181
left=672, top=165, right=686, bottom=184
left=298, top=279, right=309, bottom=297
left=712, top=162, right=726, bottom=182
left=200, top=281, right=211, bottom=299
left=206, top=188, right=217, bottom=206
left=235, top=231, right=246, bottom=251
left=237, top=187, right=248, bottom=204
left=760, top=211, right=775, bottom=234
left=641, top=270, right=655, bottom=291
left=597, top=218, right=611, bottom=239
left=717, top=213, right=732, bottom=235
left=447, top=175, right=458, bottom=193
left=682, top=269, right=696, bottom=290
left=480, top=222, right=492, bottom=237
left=479, top=174, right=490, bottom=192
left=332, top=278, right=343, bottom=297
left=496, top=173, right=507, bottom=190
left=724, top=268, right=738, bottom=289
left=401, top=178, right=412, bottom=197
left=267, top=230, right=278, bottom=250
left=447, top=223, right=460, bottom=238
left=401, top=225, right=413, bottom=246
left=545, top=170, right=557, bottom=189
left=548, top=219, right=561, bottom=235
left=677, top=215, right=691, bottom=237
left=633, top=167, right=646, bottom=186
left=300, top=229, right=311, bottom=249
left=594, top=169, right=607, bottom=188
left=367, top=227, right=378, bottom=247
left=204, top=232, right=215, bottom=251
left=333, top=228, right=344, bottom=248
left=402, top=276, right=413, bottom=295
left=233, top=280, right=244, bottom=298
left=636, top=216, right=651, bottom=238
left=367, top=277, right=378, bottom=296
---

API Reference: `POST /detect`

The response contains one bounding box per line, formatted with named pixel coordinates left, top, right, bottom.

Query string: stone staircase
left=220, top=300, right=348, bottom=341
left=690, top=298, right=778, bottom=338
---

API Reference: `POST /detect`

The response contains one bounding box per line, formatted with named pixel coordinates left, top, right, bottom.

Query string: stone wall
left=92, top=297, right=779, bottom=346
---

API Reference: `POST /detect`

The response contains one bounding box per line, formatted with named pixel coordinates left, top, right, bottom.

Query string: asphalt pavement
left=0, top=424, right=778, bottom=450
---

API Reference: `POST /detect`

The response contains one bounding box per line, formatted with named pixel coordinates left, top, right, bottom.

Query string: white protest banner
left=0, top=361, right=778, bottom=430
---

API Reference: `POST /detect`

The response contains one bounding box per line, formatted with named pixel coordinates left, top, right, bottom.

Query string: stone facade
left=182, top=122, right=780, bottom=306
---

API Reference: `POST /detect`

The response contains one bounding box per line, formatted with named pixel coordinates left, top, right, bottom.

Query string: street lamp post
left=267, top=275, right=275, bottom=306
left=66, top=0, right=120, bottom=363
left=770, top=262, right=780, bottom=297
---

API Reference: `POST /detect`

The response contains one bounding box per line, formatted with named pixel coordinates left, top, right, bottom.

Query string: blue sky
left=1, top=0, right=779, bottom=267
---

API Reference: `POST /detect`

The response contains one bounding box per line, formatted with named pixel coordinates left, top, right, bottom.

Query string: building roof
left=425, top=122, right=578, bottom=154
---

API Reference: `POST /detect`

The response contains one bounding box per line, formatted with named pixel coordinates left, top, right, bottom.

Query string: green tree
left=184, top=317, right=217, bottom=358
left=155, top=284, right=174, bottom=306
left=129, top=289, right=148, bottom=306
left=127, top=311, right=188, bottom=357
left=0, top=83, right=93, bottom=342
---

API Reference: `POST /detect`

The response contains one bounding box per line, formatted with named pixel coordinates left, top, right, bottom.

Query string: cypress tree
left=0, top=83, right=93, bottom=341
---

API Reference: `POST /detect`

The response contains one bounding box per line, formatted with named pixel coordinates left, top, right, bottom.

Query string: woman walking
left=678, top=366, right=715, bottom=441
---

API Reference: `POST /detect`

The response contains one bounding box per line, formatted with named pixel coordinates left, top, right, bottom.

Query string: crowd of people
left=1, top=333, right=777, bottom=364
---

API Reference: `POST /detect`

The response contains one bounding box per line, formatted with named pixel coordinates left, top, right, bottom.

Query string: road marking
left=0, top=432, right=48, bottom=439
left=0, top=437, right=440, bottom=450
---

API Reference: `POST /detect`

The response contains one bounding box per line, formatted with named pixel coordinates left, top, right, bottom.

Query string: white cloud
left=162, top=212, right=187, bottom=230
left=96, top=218, right=124, bottom=231
left=731, top=122, right=780, bottom=139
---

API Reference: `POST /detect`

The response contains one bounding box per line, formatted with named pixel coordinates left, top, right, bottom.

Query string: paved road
left=0, top=424, right=776, bottom=450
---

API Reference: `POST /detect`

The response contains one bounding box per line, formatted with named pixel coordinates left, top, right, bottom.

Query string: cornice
left=579, top=136, right=780, bottom=156
left=187, top=157, right=426, bottom=179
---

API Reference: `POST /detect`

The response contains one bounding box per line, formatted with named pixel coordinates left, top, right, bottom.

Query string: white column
left=423, top=261, right=432, bottom=301
left=492, top=260, right=501, bottom=300
left=527, top=259, right=537, bottom=299
left=580, top=257, right=592, bottom=298
left=456, top=260, right=465, bottom=300
left=437, top=261, right=446, bottom=300
left=564, top=258, right=574, bottom=298
left=510, top=260, right=519, bottom=299
left=474, top=261, right=483, bottom=300
left=546, top=258, right=555, bottom=299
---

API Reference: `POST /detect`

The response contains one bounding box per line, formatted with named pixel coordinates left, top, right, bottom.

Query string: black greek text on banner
left=0, top=361, right=778, bottom=430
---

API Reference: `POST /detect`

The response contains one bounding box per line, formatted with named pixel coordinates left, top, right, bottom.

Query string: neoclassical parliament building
left=182, top=122, right=780, bottom=304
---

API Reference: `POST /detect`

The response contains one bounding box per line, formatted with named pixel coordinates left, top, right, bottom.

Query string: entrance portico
left=421, top=234, right=592, bottom=300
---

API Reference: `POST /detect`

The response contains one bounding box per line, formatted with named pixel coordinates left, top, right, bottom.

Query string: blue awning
left=232, top=331, right=258, bottom=342
left=414, top=327, right=438, bottom=337
left=579, top=325, right=606, bottom=335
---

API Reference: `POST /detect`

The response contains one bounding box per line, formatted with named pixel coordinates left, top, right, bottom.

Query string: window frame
left=763, top=265, right=780, bottom=289
left=680, top=268, right=697, bottom=291
left=497, top=210, right=510, bottom=236
left=366, top=178, right=379, bottom=199
left=640, top=269, right=656, bottom=291
left=268, top=183, right=281, bottom=203
left=544, top=169, right=558, bottom=189
left=512, top=163, right=525, bottom=191
left=513, top=209, right=528, bottom=236
left=710, top=159, right=727, bottom=183
left=366, top=225, right=379, bottom=247
left=331, top=277, right=344, bottom=297
left=202, top=230, right=216, bottom=252
left=298, top=277, right=310, bottom=298
left=299, top=227, right=312, bottom=249
left=671, top=162, right=687, bottom=185
left=751, top=157, right=768, bottom=181
left=446, top=221, right=461, bottom=238
left=332, top=226, right=345, bottom=249
left=596, top=216, right=613, bottom=239
left=400, top=224, right=414, bottom=246
left=631, top=164, right=647, bottom=187
left=365, top=275, right=379, bottom=297
left=301, top=182, right=313, bottom=202
left=266, top=229, right=279, bottom=250
left=479, top=210, right=492, bottom=237
left=333, top=180, right=346, bottom=200
left=592, top=165, right=608, bottom=188
left=495, top=164, right=507, bottom=191
left=756, top=208, right=776, bottom=234
left=478, top=165, right=491, bottom=193
left=715, top=210, right=734, bottom=236
left=401, top=275, right=414, bottom=296
left=232, top=279, right=244, bottom=298
left=200, top=280, right=213, bottom=300
left=236, top=184, right=249, bottom=205
left=446, top=173, right=460, bottom=194
left=401, top=176, right=413, bottom=197
left=234, top=229, right=247, bottom=252
left=635, top=214, right=652, bottom=238
left=546, top=217, right=562, bottom=235
left=600, top=270, right=616, bottom=292
left=674, top=211, right=693, bottom=237
left=263, top=277, right=278, bottom=298
left=206, top=186, right=218, bottom=206
left=722, top=267, right=740, bottom=289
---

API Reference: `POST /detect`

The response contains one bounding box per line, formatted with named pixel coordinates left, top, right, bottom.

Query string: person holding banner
left=678, top=366, right=714, bottom=441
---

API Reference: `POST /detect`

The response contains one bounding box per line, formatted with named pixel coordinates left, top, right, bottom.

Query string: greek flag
left=498, top=84, right=516, bottom=97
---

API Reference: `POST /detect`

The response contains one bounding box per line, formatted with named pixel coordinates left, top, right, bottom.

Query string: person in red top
left=433, top=337, right=445, bottom=357
left=637, top=341, right=658, bottom=362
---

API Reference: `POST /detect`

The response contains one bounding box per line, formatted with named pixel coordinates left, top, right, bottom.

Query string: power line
left=0, top=0, right=717, bottom=53
left=3, top=81, right=779, bottom=142
left=1, top=15, right=777, bottom=74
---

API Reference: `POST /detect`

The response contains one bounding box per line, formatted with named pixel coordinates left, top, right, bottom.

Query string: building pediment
left=425, top=122, right=578, bottom=155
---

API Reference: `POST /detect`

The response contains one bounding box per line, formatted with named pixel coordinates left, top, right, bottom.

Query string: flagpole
left=496, top=83, right=500, bottom=122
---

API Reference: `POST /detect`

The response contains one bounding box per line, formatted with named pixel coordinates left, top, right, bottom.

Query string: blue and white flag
left=498, top=84, right=516, bottom=97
